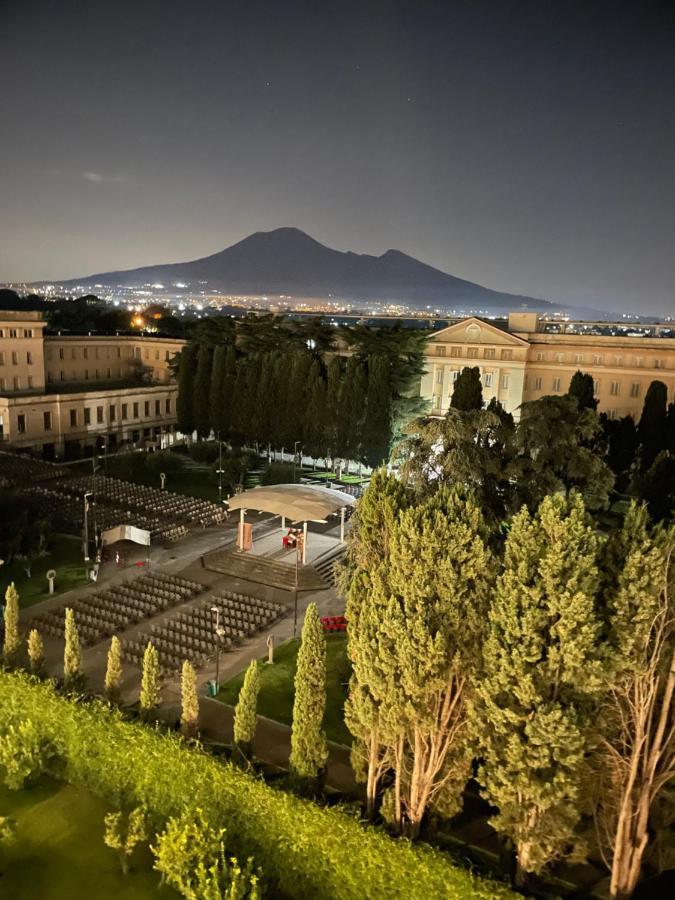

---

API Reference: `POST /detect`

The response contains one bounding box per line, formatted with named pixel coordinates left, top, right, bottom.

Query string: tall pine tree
left=290, top=602, right=328, bottom=782
left=176, top=344, right=197, bottom=435
left=567, top=370, right=598, bottom=410
left=193, top=344, right=213, bottom=439
left=362, top=355, right=392, bottom=467
left=451, top=366, right=483, bottom=411
left=474, top=492, right=604, bottom=885
left=209, top=345, right=227, bottom=437
left=638, top=380, right=668, bottom=470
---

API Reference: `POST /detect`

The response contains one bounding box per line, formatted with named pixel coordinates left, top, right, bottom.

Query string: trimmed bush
left=0, top=673, right=516, bottom=900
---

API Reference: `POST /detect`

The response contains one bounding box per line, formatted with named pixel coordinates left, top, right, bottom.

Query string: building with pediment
left=421, top=312, right=675, bottom=420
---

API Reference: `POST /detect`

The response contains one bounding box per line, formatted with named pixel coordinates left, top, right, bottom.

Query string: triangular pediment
left=428, top=317, right=530, bottom=347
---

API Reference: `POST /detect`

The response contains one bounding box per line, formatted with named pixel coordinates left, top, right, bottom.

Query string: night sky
left=1, top=0, right=673, bottom=315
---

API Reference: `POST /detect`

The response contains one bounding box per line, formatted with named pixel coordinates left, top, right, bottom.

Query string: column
left=238, top=508, right=245, bottom=551
left=302, top=521, right=307, bottom=564
left=340, top=507, right=345, bottom=543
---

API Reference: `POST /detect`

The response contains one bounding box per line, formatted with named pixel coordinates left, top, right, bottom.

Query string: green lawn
left=104, top=455, right=224, bottom=503
left=217, top=635, right=352, bottom=745
left=1, top=534, right=87, bottom=608
left=0, top=779, right=175, bottom=899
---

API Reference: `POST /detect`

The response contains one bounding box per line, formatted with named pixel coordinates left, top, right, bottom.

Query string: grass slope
left=218, top=635, right=352, bottom=745
left=0, top=779, right=175, bottom=899
left=0, top=534, right=86, bottom=608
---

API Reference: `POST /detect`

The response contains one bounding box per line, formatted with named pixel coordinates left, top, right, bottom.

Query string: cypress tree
left=180, top=660, right=199, bottom=739
left=303, top=361, right=327, bottom=461
left=290, top=602, right=328, bottom=782
left=324, top=356, right=343, bottom=459
left=233, top=659, right=259, bottom=756
left=220, top=345, right=238, bottom=440
left=209, top=345, right=227, bottom=437
left=63, top=607, right=83, bottom=689
left=2, top=583, right=20, bottom=665
left=104, top=635, right=123, bottom=703
left=339, top=356, right=367, bottom=465
left=593, top=505, right=675, bottom=900
left=176, top=344, right=197, bottom=435
left=567, top=370, right=598, bottom=410
left=474, top=492, right=604, bottom=885
left=193, top=344, right=213, bottom=439
left=384, top=488, right=494, bottom=837
left=638, top=380, right=668, bottom=470
left=362, top=355, right=392, bottom=467
left=450, top=366, right=483, bottom=411
left=140, top=641, right=161, bottom=718
left=27, top=628, right=44, bottom=676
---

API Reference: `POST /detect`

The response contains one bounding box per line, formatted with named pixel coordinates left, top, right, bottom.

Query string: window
left=630, top=383, right=640, bottom=398
left=483, top=372, right=493, bottom=388
left=26, top=351, right=33, bottom=365
left=450, top=346, right=462, bottom=357
left=9, top=328, right=17, bottom=338
left=96, top=406, right=104, bottom=424
left=634, top=357, right=643, bottom=368
left=59, top=348, right=65, bottom=360
left=552, top=377, right=561, bottom=392
left=13, top=376, right=20, bottom=391
left=435, top=345, right=446, bottom=357
left=483, top=349, right=495, bottom=359
left=83, top=347, right=88, bottom=359
left=574, top=354, right=584, bottom=364
left=165, top=351, right=170, bottom=361
left=500, top=374, right=509, bottom=389
left=155, top=399, right=161, bottom=415
left=155, top=349, right=160, bottom=360
left=536, top=352, right=545, bottom=361
left=593, top=379, right=600, bottom=396
left=144, top=349, right=149, bottom=360
left=593, top=355, right=602, bottom=365
left=84, top=408, right=91, bottom=425
left=117, top=348, right=121, bottom=358
left=436, top=370, right=443, bottom=384
left=534, top=377, right=543, bottom=390
left=133, top=402, right=139, bottom=418
left=11, top=351, right=18, bottom=365
left=451, top=370, right=459, bottom=382
left=614, top=356, right=623, bottom=366
left=165, top=398, right=171, bottom=414
left=0, top=378, right=5, bottom=391
left=144, top=401, right=150, bottom=416
left=607, top=409, right=617, bottom=420
left=0, top=352, right=4, bottom=365
left=70, top=409, right=77, bottom=427
left=555, top=353, right=564, bottom=363
left=135, top=348, right=141, bottom=360
left=654, top=359, right=664, bottom=369
left=43, top=411, right=52, bottom=431
left=27, top=376, right=33, bottom=389
left=467, top=348, right=479, bottom=359
left=84, top=369, right=89, bottom=380
left=107, top=368, right=111, bottom=378
left=17, top=414, right=25, bottom=433
left=71, top=348, right=76, bottom=359
left=500, top=349, right=513, bottom=361
left=24, top=329, right=33, bottom=338
left=122, top=403, right=128, bottom=420
left=95, top=347, right=100, bottom=360
left=610, top=381, right=620, bottom=396
left=95, top=369, right=100, bottom=379
left=110, top=404, right=116, bottom=422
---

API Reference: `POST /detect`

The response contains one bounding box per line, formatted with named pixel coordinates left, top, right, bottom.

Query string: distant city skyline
left=1, top=1, right=673, bottom=315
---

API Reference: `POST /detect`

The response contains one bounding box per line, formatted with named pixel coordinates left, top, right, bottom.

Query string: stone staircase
left=313, top=545, right=346, bottom=589
left=203, top=547, right=327, bottom=592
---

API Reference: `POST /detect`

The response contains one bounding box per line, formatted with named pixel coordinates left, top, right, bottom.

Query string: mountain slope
left=55, top=227, right=551, bottom=310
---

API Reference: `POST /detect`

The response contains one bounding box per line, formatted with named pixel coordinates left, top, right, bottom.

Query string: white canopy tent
left=226, top=483, right=355, bottom=563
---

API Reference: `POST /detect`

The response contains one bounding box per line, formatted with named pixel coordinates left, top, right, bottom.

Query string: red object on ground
left=134, top=560, right=146, bottom=567
left=320, top=615, right=347, bottom=633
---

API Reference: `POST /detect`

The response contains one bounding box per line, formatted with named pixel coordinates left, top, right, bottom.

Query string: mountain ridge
left=45, top=227, right=558, bottom=312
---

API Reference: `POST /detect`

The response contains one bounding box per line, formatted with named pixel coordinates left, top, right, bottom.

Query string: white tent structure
left=226, top=483, right=355, bottom=563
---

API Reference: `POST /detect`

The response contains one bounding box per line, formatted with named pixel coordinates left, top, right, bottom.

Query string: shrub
left=190, top=442, right=221, bottom=464
left=0, top=672, right=516, bottom=900
left=0, top=718, right=50, bottom=790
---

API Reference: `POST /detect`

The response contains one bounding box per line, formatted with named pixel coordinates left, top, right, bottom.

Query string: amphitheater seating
left=32, top=572, right=205, bottom=648
left=0, top=451, right=68, bottom=484
left=125, top=590, right=286, bottom=673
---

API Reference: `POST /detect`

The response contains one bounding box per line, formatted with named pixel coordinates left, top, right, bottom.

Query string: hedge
left=0, top=673, right=517, bottom=900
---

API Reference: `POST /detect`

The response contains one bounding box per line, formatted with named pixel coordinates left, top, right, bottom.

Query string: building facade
left=421, top=312, right=675, bottom=420
left=0, top=311, right=186, bottom=457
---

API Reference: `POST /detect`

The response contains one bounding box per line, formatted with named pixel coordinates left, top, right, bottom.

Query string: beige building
left=421, top=312, right=675, bottom=421
left=0, top=311, right=186, bottom=458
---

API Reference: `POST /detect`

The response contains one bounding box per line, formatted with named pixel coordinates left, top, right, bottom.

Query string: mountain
left=53, top=227, right=554, bottom=312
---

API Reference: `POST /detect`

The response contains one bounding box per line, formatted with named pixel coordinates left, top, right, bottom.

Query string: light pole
left=293, top=539, right=301, bottom=640
left=216, top=431, right=224, bottom=506
left=211, top=604, right=225, bottom=692
left=293, top=441, right=301, bottom=482
left=83, top=491, right=93, bottom=563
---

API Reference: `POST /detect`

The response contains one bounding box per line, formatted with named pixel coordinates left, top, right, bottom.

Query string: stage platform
left=202, top=529, right=345, bottom=592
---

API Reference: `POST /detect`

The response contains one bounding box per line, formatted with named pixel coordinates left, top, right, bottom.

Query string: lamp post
left=293, top=440, right=301, bottom=483
left=293, top=538, right=301, bottom=640
left=216, top=431, right=224, bottom=506
left=211, top=604, right=225, bottom=692
left=83, top=491, right=93, bottom=563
